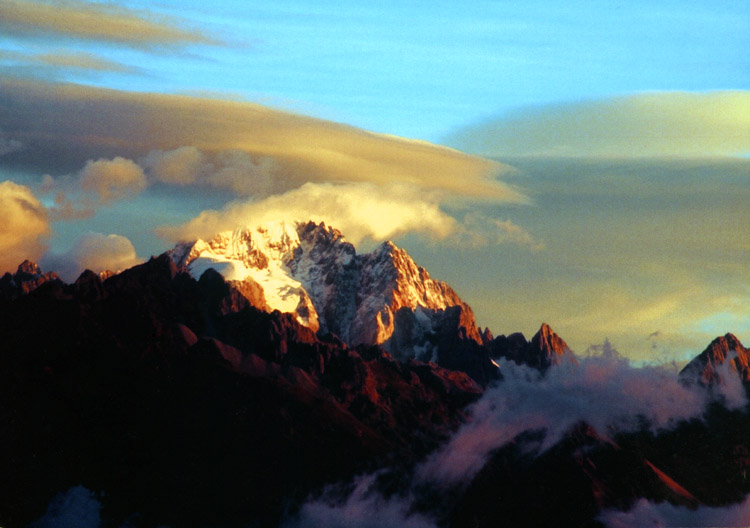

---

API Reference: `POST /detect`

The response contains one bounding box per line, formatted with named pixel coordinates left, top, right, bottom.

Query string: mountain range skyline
left=1, top=0, right=748, bottom=364
left=2, top=230, right=749, bottom=527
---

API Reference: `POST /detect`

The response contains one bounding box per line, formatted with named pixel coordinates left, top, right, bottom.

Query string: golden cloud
left=159, top=181, right=458, bottom=246
left=448, top=91, right=750, bottom=158
left=0, top=180, right=49, bottom=273
left=79, top=156, right=148, bottom=204
left=0, top=49, right=137, bottom=74
left=0, top=78, right=519, bottom=202
left=0, top=0, right=213, bottom=48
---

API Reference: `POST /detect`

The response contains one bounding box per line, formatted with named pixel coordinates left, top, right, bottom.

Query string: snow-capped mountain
left=169, top=221, right=483, bottom=359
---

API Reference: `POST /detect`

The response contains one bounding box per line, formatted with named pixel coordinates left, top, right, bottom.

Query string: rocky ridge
left=489, top=322, right=577, bottom=371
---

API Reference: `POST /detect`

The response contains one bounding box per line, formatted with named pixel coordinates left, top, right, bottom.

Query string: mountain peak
left=168, top=220, right=484, bottom=370
left=531, top=323, right=571, bottom=357
left=679, top=333, right=749, bottom=386
left=17, top=259, right=42, bottom=276
left=1, top=261, right=60, bottom=300
left=490, top=323, right=576, bottom=372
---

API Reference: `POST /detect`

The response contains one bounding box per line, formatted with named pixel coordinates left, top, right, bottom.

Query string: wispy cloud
left=0, top=0, right=215, bottom=49
left=600, top=495, right=750, bottom=528
left=0, top=49, right=138, bottom=75
left=448, top=92, right=750, bottom=158
left=286, top=352, right=747, bottom=527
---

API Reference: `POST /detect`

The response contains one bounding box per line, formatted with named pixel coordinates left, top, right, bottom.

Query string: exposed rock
left=679, top=333, right=750, bottom=386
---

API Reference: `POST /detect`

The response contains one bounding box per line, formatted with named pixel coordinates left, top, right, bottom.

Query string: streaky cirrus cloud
left=0, top=49, right=138, bottom=75
left=447, top=91, right=750, bottom=158
left=0, top=0, right=215, bottom=49
left=0, top=78, right=518, bottom=203
left=158, top=182, right=458, bottom=247
left=41, top=232, right=141, bottom=282
left=455, top=212, right=544, bottom=251
left=0, top=180, right=49, bottom=273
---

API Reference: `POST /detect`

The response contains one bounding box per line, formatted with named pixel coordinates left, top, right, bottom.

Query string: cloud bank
left=448, top=91, right=750, bottom=158
left=286, top=351, right=748, bottom=528
left=416, top=354, right=735, bottom=486
left=0, top=78, right=514, bottom=202
left=0, top=180, right=49, bottom=273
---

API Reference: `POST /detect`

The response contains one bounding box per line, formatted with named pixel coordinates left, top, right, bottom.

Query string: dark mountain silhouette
left=489, top=322, right=577, bottom=371
left=0, top=235, right=748, bottom=527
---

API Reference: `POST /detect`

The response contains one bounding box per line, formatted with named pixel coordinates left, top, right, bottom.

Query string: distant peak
left=17, top=260, right=42, bottom=276
left=375, top=240, right=397, bottom=254
left=679, top=332, right=749, bottom=386
left=531, top=323, right=570, bottom=355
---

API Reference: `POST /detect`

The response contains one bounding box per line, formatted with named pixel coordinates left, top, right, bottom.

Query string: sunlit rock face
left=679, top=333, right=750, bottom=386
left=169, top=220, right=482, bottom=349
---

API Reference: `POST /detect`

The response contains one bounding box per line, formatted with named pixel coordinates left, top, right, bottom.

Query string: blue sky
left=0, top=0, right=749, bottom=361
left=3, top=0, right=748, bottom=140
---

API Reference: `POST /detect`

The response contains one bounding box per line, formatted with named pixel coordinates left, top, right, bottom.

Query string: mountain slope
left=0, top=256, right=483, bottom=527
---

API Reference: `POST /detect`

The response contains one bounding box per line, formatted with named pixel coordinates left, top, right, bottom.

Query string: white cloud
left=42, top=232, right=141, bottom=282
left=417, top=355, right=744, bottom=486
left=284, top=473, right=436, bottom=528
